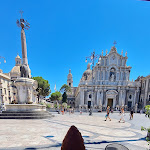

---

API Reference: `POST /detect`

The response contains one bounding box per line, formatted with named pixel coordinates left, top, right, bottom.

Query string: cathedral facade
left=67, top=46, right=141, bottom=110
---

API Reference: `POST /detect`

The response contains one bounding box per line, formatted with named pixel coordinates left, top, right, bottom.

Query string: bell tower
left=67, top=69, right=73, bottom=87
left=15, top=54, right=21, bottom=66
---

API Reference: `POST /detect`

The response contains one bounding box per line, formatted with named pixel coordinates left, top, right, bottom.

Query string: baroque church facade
left=67, top=46, right=141, bottom=110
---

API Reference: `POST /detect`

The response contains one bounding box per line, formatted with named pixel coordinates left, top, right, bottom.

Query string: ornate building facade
left=67, top=46, right=141, bottom=110
left=0, top=54, right=27, bottom=106
left=140, top=75, right=150, bottom=108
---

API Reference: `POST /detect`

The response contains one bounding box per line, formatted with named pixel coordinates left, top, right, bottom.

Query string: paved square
left=0, top=112, right=149, bottom=150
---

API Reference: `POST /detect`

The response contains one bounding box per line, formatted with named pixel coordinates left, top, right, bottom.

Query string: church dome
left=10, top=66, right=20, bottom=74
left=16, top=55, right=21, bottom=59
left=10, top=54, right=21, bottom=79
left=82, top=63, right=92, bottom=81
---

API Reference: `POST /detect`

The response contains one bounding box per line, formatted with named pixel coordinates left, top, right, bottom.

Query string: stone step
left=0, top=113, right=51, bottom=116
left=0, top=111, right=54, bottom=119
left=2, top=111, right=48, bottom=113
left=0, top=115, right=52, bottom=119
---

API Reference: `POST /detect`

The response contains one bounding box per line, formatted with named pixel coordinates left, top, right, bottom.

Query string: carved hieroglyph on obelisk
left=16, top=10, right=31, bottom=78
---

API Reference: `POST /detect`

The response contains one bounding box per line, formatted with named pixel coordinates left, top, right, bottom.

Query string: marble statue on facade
left=110, top=74, right=115, bottom=82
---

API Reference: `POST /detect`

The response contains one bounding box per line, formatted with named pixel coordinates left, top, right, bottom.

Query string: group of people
left=59, top=107, right=75, bottom=115
left=105, top=106, right=134, bottom=123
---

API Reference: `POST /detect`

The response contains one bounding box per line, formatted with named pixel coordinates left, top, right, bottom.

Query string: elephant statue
left=20, top=64, right=30, bottom=78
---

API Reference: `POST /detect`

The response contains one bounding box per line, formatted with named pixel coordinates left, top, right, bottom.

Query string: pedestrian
left=105, top=106, right=111, bottom=121
left=62, top=107, right=64, bottom=115
left=140, top=109, right=143, bottom=114
left=119, top=107, right=125, bottom=123
left=130, top=109, right=134, bottom=120
left=80, top=107, right=82, bottom=115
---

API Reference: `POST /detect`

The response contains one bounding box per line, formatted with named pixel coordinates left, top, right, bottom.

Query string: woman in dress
left=119, top=107, right=125, bottom=123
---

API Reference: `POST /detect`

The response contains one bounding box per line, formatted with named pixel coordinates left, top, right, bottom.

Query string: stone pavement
left=0, top=112, right=149, bottom=150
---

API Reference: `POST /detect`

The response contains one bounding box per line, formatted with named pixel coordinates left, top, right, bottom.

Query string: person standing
left=140, top=109, right=143, bottom=114
left=80, top=107, right=82, bottom=115
left=130, top=109, right=134, bottom=120
left=119, top=107, right=125, bottom=123
left=105, top=106, right=111, bottom=121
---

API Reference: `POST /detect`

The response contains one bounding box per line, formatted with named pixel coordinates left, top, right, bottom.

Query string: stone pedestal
left=15, top=77, right=37, bottom=104
left=5, top=104, right=46, bottom=112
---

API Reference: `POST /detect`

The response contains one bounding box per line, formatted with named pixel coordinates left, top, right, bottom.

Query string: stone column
left=133, top=90, right=136, bottom=107
left=102, top=89, right=105, bottom=105
left=96, top=90, right=99, bottom=106
left=80, top=89, right=84, bottom=106
left=84, top=89, right=88, bottom=105
left=144, top=78, right=149, bottom=107
left=119, top=90, right=122, bottom=106
left=119, top=69, right=121, bottom=80
left=21, top=29, right=28, bottom=65
left=113, top=96, right=117, bottom=108
left=136, top=88, right=140, bottom=104
left=103, top=70, right=105, bottom=80
left=104, top=89, right=107, bottom=107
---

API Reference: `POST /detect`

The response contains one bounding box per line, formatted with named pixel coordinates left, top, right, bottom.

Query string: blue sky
left=0, top=0, right=150, bottom=94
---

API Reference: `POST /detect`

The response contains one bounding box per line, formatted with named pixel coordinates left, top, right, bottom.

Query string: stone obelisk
left=21, top=28, right=28, bottom=65
left=4, top=11, right=47, bottom=114
left=17, top=16, right=31, bottom=78
left=14, top=11, right=38, bottom=104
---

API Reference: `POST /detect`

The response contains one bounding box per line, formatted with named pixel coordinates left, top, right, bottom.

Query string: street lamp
left=0, top=56, right=6, bottom=64
left=85, top=50, right=100, bottom=115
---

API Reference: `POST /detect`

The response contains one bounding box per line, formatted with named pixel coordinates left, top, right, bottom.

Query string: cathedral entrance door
left=107, top=99, right=113, bottom=108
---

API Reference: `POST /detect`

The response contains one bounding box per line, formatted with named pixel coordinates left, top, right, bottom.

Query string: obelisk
left=21, top=27, right=28, bottom=65
left=16, top=11, right=31, bottom=78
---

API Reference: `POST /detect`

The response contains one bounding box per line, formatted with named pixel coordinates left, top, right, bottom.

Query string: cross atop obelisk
left=19, top=10, right=23, bottom=19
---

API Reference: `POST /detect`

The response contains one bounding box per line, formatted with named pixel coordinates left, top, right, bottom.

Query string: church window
left=89, top=94, right=92, bottom=98
left=69, top=83, right=71, bottom=87
left=129, top=95, right=132, bottom=99
left=143, top=83, right=144, bottom=88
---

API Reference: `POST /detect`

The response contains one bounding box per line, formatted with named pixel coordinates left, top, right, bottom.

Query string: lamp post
left=85, top=50, right=100, bottom=115
left=0, top=56, right=6, bottom=112
left=0, top=56, right=6, bottom=64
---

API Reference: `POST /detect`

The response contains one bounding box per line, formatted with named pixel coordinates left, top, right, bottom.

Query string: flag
left=54, top=84, right=56, bottom=91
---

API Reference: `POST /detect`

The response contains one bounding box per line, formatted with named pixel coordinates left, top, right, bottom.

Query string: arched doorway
left=106, top=90, right=118, bottom=108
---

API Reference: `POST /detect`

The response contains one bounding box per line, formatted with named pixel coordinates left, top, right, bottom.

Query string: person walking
left=105, top=106, right=111, bottom=121
left=119, top=107, right=125, bottom=123
left=130, top=109, right=134, bottom=120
